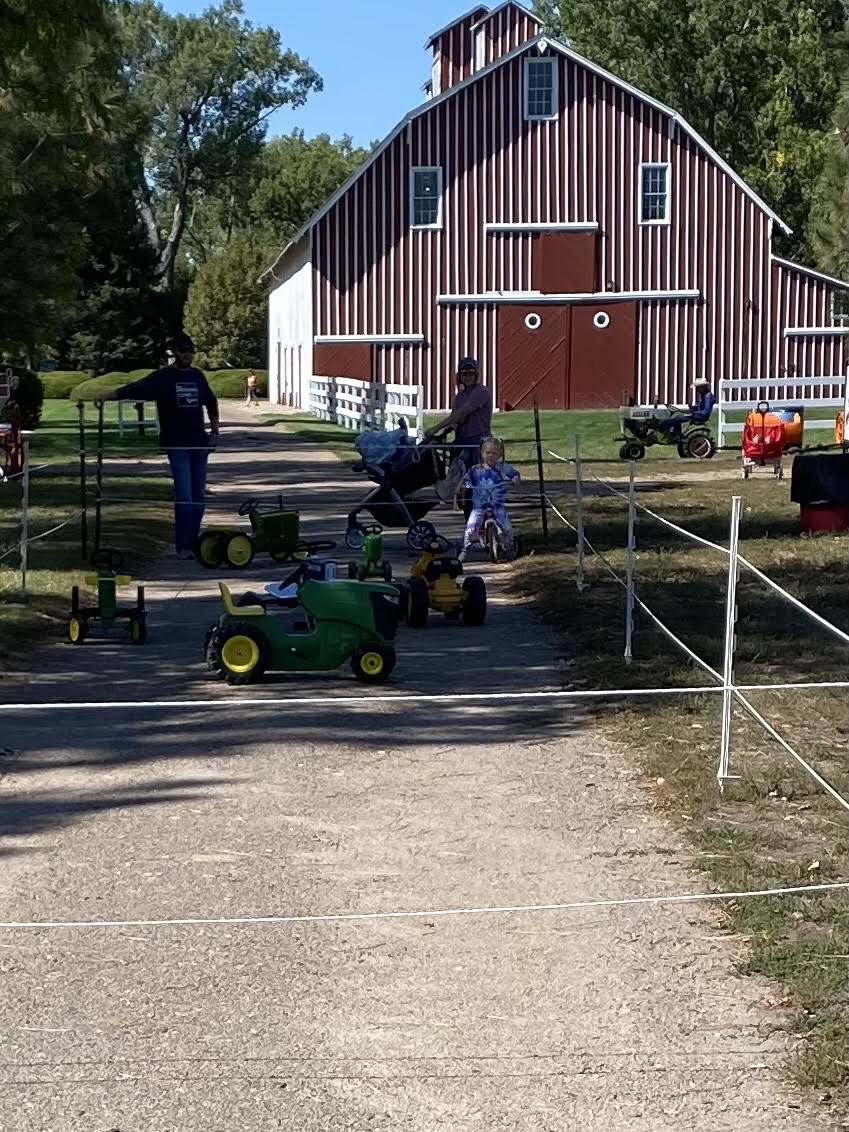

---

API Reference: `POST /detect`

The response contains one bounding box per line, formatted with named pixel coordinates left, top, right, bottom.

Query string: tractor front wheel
left=218, top=623, right=269, bottom=685
left=351, top=645, right=396, bottom=684
left=128, top=613, right=147, bottom=645
left=461, top=575, right=487, bottom=626
left=68, top=615, right=87, bottom=645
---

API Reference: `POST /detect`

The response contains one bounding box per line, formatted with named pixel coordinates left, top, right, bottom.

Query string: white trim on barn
left=437, top=288, right=702, bottom=304
left=314, top=334, right=426, bottom=344
left=785, top=326, right=849, bottom=338
left=772, top=256, right=849, bottom=290
left=484, top=221, right=598, bottom=232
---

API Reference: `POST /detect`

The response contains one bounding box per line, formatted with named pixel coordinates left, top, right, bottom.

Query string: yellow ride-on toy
left=401, top=534, right=486, bottom=628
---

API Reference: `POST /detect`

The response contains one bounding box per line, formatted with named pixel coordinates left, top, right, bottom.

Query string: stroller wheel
left=406, top=520, right=437, bottom=551
left=345, top=524, right=366, bottom=550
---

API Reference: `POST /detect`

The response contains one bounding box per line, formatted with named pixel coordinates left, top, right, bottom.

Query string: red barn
left=262, top=1, right=848, bottom=411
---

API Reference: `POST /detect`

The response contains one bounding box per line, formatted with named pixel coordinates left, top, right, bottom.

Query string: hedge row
left=65, top=369, right=269, bottom=403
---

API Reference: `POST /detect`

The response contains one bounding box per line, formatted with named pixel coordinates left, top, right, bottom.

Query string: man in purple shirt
left=426, top=356, right=493, bottom=471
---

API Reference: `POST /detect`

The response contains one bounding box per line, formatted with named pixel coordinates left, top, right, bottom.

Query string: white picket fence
left=717, top=376, right=848, bottom=447
left=308, top=376, right=424, bottom=436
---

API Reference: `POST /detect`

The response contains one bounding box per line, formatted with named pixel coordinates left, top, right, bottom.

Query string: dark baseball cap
left=457, top=356, right=478, bottom=371
left=168, top=332, right=195, bottom=352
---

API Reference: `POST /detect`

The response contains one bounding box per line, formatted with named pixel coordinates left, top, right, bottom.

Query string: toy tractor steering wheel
left=428, top=535, right=451, bottom=554
left=237, top=499, right=260, bottom=517
left=91, top=547, right=125, bottom=570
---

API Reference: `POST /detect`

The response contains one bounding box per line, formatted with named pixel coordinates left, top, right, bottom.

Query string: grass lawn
left=512, top=470, right=848, bottom=1095
left=0, top=400, right=173, bottom=660
left=279, top=404, right=848, bottom=1100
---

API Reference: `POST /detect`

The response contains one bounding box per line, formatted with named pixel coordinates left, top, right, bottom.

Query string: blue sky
left=161, top=0, right=477, bottom=147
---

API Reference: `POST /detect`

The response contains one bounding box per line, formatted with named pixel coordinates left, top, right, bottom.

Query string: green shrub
left=2, top=366, right=44, bottom=429
left=206, top=368, right=268, bottom=399
left=128, top=368, right=154, bottom=381
left=70, top=372, right=134, bottom=403
left=39, top=370, right=92, bottom=399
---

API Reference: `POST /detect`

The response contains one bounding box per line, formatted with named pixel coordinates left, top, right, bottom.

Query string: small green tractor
left=68, top=547, right=146, bottom=645
left=195, top=496, right=335, bottom=569
left=347, top=523, right=392, bottom=582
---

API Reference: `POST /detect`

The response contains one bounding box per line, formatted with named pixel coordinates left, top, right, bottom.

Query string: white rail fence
left=308, top=376, right=424, bottom=436
left=717, top=375, right=848, bottom=448
left=547, top=443, right=849, bottom=811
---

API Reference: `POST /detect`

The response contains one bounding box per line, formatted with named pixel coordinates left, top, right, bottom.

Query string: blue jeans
left=166, top=448, right=209, bottom=553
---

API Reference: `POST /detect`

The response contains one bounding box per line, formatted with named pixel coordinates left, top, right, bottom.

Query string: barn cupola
left=425, top=2, right=543, bottom=96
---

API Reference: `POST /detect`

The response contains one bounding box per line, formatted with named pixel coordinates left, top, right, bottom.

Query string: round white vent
left=593, top=311, right=610, bottom=329
left=525, top=312, right=542, bottom=331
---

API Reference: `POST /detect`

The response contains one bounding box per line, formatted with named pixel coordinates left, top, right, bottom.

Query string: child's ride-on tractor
left=195, top=496, right=335, bottom=569
left=68, top=547, right=146, bottom=645
left=204, top=564, right=400, bottom=685
left=402, top=534, right=486, bottom=628
left=347, top=523, right=392, bottom=582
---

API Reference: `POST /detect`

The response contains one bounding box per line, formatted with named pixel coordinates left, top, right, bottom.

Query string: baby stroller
left=346, top=419, right=448, bottom=551
left=741, top=403, right=786, bottom=479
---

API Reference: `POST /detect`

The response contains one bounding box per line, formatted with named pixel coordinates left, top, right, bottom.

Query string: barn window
left=411, top=167, right=443, bottom=228
left=639, top=163, right=670, bottom=224
left=523, top=58, right=557, bottom=120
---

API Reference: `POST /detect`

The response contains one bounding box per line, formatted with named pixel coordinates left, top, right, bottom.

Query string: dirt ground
left=0, top=404, right=840, bottom=1131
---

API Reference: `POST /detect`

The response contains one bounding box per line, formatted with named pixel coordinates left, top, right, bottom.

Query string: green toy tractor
left=347, top=523, right=392, bottom=582
left=195, top=496, right=335, bottom=569
left=204, top=564, right=400, bottom=685
left=68, top=547, right=146, bottom=645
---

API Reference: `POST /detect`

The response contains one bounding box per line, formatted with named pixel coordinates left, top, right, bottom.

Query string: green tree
left=807, top=87, right=849, bottom=279
left=248, top=130, right=371, bottom=248
left=183, top=232, right=270, bottom=368
left=533, top=0, right=848, bottom=261
left=117, top=0, right=321, bottom=290
left=0, top=0, right=120, bottom=359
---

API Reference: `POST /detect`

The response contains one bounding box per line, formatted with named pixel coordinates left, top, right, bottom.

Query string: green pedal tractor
left=205, top=561, right=401, bottom=685
left=347, top=523, right=392, bottom=582
left=68, top=548, right=147, bottom=645
left=195, top=496, right=335, bottom=569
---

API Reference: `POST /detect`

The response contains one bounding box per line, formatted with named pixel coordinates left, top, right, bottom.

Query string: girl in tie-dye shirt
left=457, top=437, right=520, bottom=558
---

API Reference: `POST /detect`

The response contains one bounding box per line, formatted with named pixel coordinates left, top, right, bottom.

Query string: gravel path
left=0, top=404, right=837, bottom=1131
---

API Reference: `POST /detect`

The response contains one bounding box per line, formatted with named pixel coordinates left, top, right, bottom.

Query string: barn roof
left=260, top=33, right=791, bottom=284
left=469, top=1, right=542, bottom=34
left=424, top=5, right=489, bottom=49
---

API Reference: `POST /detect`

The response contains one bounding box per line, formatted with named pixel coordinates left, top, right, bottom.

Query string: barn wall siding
left=268, top=237, right=312, bottom=407
left=307, top=46, right=845, bottom=410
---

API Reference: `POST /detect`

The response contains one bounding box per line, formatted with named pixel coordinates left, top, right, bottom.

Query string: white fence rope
left=0, top=881, right=845, bottom=933
left=0, top=681, right=846, bottom=714
left=542, top=440, right=848, bottom=807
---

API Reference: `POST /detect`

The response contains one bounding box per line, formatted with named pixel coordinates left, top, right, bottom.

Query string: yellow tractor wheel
left=225, top=533, right=255, bottom=569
